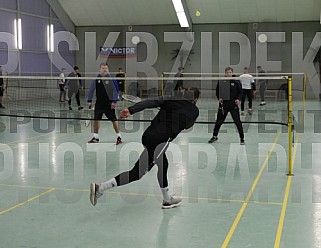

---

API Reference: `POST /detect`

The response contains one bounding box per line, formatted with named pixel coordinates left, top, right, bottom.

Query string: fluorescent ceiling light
left=50, top=24, right=54, bottom=52
left=18, top=19, right=22, bottom=49
left=172, top=0, right=184, bottom=12
left=171, top=0, right=189, bottom=28
left=177, top=12, right=189, bottom=28
left=47, top=25, right=50, bottom=52
left=14, top=19, right=18, bottom=49
left=14, top=18, right=22, bottom=49
left=47, top=24, right=54, bottom=52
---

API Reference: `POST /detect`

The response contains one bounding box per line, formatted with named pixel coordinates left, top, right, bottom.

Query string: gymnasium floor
left=0, top=98, right=320, bottom=248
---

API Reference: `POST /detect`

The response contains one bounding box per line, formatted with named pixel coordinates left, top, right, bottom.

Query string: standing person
left=89, top=87, right=200, bottom=208
left=257, top=66, right=267, bottom=106
left=174, top=67, right=184, bottom=93
left=58, top=68, right=66, bottom=103
left=116, top=67, right=125, bottom=99
left=0, top=66, right=5, bottom=108
left=0, top=65, right=5, bottom=108
left=65, top=66, right=83, bottom=110
left=239, top=67, right=256, bottom=115
left=208, top=67, right=245, bottom=145
left=87, top=63, right=123, bottom=145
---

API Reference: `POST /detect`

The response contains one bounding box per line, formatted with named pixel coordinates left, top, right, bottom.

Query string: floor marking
left=221, top=132, right=282, bottom=248
left=274, top=134, right=300, bottom=248
left=0, top=188, right=55, bottom=215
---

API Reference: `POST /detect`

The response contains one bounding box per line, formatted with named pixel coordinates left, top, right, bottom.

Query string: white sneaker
left=90, top=183, right=103, bottom=206
left=162, top=197, right=182, bottom=209
left=260, top=101, right=266, bottom=106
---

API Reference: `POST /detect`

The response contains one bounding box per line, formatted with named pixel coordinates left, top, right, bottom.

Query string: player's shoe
left=69, top=106, right=72, bottom=110
left=259, top=101, right=266, bottom=106
left=78, top=106, right=83, bottom=110
left=248, top=109, right=253, bottom=115
left=240, top=139, right=245, bottom=145
left=88, top=137, right=99, bottom=143
left=89, top=183, right=103, bottom=206
left=116, top=137, right=123, bottom=145
left=240, top=111, right=245, bottom=116
left=208, top=136, right=218, bottom=143
left=162, top=197, right=182, bottom=209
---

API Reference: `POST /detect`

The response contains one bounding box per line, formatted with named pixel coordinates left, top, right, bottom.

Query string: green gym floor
left=0, top=98, right=320, bottom=248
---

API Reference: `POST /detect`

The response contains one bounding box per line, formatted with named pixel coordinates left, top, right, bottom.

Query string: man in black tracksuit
left=208, top=67, right=245, bottom=145
left=90, top=87, right=200, bottom=209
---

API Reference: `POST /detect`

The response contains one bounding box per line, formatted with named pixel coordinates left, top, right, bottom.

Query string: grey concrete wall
left=75, top=22, right=321, bottom=99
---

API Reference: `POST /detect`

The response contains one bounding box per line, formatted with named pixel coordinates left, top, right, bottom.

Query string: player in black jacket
left=208, top=67, right=245, bottom=145
left=90, top=87, right=200, bottom=209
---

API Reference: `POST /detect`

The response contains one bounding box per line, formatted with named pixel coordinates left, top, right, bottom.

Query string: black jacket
left=128, top=96, right=199, bottom=139
left=216, top=79, right=243, bottom=109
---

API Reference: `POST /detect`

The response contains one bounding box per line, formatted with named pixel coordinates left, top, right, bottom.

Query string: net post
left=287, top=76, right=294, bottom=176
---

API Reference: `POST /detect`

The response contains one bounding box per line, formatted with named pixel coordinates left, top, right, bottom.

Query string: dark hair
left=100, top=63, right=108, bottom=67
left=74, top=66, right=79, bottom=70
left=178, top=67, right=184, bottom=70
left=225, top=67, right=233, bottom=72
left=184, top=87, right=200, bottom=101
left=257, top=66, right=262, bottom=69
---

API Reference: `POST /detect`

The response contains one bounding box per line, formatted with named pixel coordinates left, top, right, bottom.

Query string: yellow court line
left=221, top=131, right=282, bottom=248
left=0, top=183, right=283, bottom=205
left=0, top=188, right=55, bottom=216
left=274, top=134, right=300, bottom=248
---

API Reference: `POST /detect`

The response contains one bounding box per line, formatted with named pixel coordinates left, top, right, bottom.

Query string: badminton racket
left=85, top=106, right=93, bottom=127
left=219, top=102, right=224, bottom=115
left=122, top=94, right=141, bottom=103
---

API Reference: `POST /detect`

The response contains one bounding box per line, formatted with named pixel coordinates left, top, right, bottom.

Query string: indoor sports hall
left=0, top=1, right=321, bottom=248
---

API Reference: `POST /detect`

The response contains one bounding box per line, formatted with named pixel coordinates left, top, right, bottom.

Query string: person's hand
left=119, top=109, right=131, bottom=118
left=111, top=102, right=116, bottom=109
left=235, top=99, right=240, bottom=105
left=87, top=102, right=92, bottom=109
left=219, top=98, right=223, bottom=104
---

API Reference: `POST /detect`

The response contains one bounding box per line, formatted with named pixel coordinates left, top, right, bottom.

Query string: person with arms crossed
left=59, top=68, right=66, bottom=103
left=208, top=67, right=245, bottom=145
left=257, top=66, right=267, bottom=106
left=65, top=66, right=84, bottom=110
left=0, top=65, right=5, bottom=109
left=174, top=66, right=184, bottom=93
left=90, top=87, right=200, bottom=209
left=87, top=63, right=123, bottom=145
left=239, top=67, right=256, bottom=115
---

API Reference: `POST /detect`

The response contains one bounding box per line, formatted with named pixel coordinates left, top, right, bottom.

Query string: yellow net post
left=287, top=76, right=294, bottom=176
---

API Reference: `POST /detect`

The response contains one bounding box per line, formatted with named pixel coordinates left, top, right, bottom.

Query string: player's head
left=100, top=63, right=109, bottom=75
left=178, top=66, right=184, bottom=72
left=243, top=67, right=249, bottom=74
left=257, top=66, right=262, bottom=71
left=118, top=67, right=123, bottom=72
left=73, top=66, right=79, bottom=72
left=183, top=87, right=200, bottom=104
left=225, top=67, right=233, bottom=77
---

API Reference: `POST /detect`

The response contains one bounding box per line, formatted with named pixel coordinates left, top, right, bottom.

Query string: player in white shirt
left=239, top=67, right=256, bottom=115
left=59, top=68, right=66, bottom=102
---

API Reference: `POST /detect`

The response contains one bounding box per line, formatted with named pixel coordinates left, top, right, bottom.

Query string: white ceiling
left=58, top=0, right=321, bottom=26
